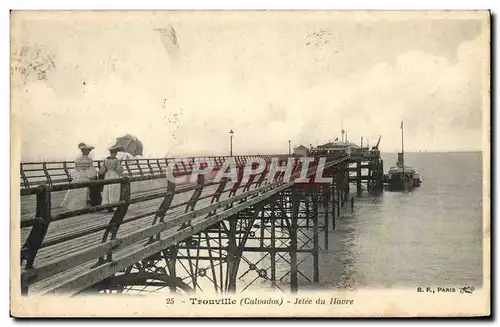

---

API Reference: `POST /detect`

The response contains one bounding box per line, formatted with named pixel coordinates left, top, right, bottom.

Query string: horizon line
left=381, top=150, right=482, bottom=153
left=19, top=149, right=483, bottom=162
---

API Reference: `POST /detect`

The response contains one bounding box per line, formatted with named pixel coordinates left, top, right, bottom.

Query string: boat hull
left=385, top=174, right=415, bottom=191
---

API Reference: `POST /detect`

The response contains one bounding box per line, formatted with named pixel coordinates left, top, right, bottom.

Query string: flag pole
left=401, top=121, right=404, bottom=172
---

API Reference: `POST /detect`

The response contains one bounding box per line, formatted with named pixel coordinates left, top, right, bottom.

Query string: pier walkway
left=19, top=154, right=364, bottom=295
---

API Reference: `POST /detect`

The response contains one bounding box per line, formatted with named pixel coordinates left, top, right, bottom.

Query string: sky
left=11, top=11, right=489, bottom=162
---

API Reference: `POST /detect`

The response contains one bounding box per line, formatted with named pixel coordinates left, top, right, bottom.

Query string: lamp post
left=229, top=129, right=234, bottom=156
left=288, top=140, right=291, bottom=156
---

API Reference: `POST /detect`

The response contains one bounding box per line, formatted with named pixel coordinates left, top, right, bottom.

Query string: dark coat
left=89, top=170, right=106, bottom=206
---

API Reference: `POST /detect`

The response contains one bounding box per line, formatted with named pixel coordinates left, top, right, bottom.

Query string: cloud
left=12, top=13, right=488, bottom=161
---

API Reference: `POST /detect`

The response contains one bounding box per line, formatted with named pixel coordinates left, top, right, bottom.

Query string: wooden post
left=149, top=179, right=176, bottom=243
left=305, top=194, right=310, bottom=229
left=218, top=222, right=224, bottom=292
left=185, top=174, right=205, bottom=212
left=340, top=164, right=345, bottom=207
left=146, top=159, right=154, bottom=175
left=336, top=168, right=341, bottom=217
left=367, top=160, right=372, bottom=190
left=62, top=161, right=71, bottom=183
left=331, top=179, right=336, bottom=230
left=322, top=186, right=329, bottom=250
left=42, top=162, right=52, bottom=186
left=20, top=163, right=30, bottom=188
left=166, top=246, right=178, bottom=293
left=204, top=232, right=219, bottom=294
left=290, top=189, right=299, bottom=293
left=95, top=177, right=131, bottom=266
left=226, top=217, right=238, bottom=293
left=270, top=202, right=277, bottom=287
left=356, top=160, right=362, bottom=194
left=124, top=159, right=132, bottom=176
left=379, top=158, right=384, bottom=190
left=260, top=208, right=265, bottom=248
left=344, top=163, right=349, bottom=203
left=156, top=159, right=163, bottom=175
left=136, top=158, right=143, bottom=176
left=313, top=189, right=320, bottom=282
left=22, top=184, right=51, bottom=270
left=226, top=207, right=260, bottom=293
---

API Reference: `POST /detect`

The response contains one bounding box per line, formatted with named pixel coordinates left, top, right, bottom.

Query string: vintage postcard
left=10, top=10, right=490, bottom=317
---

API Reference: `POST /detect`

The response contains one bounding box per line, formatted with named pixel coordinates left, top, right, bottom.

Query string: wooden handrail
left=19, top=154, right=300, bottom=189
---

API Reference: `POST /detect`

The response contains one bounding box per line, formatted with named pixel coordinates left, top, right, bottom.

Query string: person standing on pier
left=61, top=142, right=97, bottom=210
left=99, top=144, right=125, bottom=213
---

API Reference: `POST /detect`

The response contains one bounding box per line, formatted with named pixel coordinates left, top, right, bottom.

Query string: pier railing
left=19, top=155, right=350, bottom=294
left=19, top=154, right=350, bottom=294
left=19, top=154, right=296, bottom=189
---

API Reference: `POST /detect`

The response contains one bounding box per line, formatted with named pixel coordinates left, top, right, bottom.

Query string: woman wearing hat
left=61, top=142, right=98, bottom=210
left=99, top=144, right=125, bottom=212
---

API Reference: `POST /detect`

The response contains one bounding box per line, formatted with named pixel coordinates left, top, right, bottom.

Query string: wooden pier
left=18, top=151, right=384, bottom=296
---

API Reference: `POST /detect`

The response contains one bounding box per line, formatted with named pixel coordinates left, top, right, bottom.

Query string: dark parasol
left=114, top=134, right=143, bottom=157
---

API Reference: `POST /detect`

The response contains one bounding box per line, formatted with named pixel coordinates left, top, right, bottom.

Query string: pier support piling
left=270, top=202, right=277, bottom=287
left=290, top=189, right=300, bottom=293
left=331, top=179, right=336, bottom=230
left=313, top=190, right=320, bottom=283
left=356, top=160, right=362, bottom=194
left=226, top=217, right=238, bottom=293
left=321, top=185, right=329, bottom=249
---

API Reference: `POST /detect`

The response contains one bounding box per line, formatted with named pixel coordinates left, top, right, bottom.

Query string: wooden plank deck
left=20, top=171, right=277, bottom=295
left=29, top=181, right=293, bottom=295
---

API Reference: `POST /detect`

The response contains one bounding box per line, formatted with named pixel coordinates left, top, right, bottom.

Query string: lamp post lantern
left=229, top=129, right=234, bottom=156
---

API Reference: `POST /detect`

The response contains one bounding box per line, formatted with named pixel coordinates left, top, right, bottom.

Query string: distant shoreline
left=381, top=151, right=482, bottom=154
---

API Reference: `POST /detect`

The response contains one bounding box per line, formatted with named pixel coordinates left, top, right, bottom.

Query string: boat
left=384, top=121, right=422, bottom=191
left=384, top=165, right=421, bottom=191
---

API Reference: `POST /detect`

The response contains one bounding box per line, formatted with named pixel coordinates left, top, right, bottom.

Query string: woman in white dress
left=61, top=142, right=97, bottom=210
left=100, top=144, right=125, bottom=212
